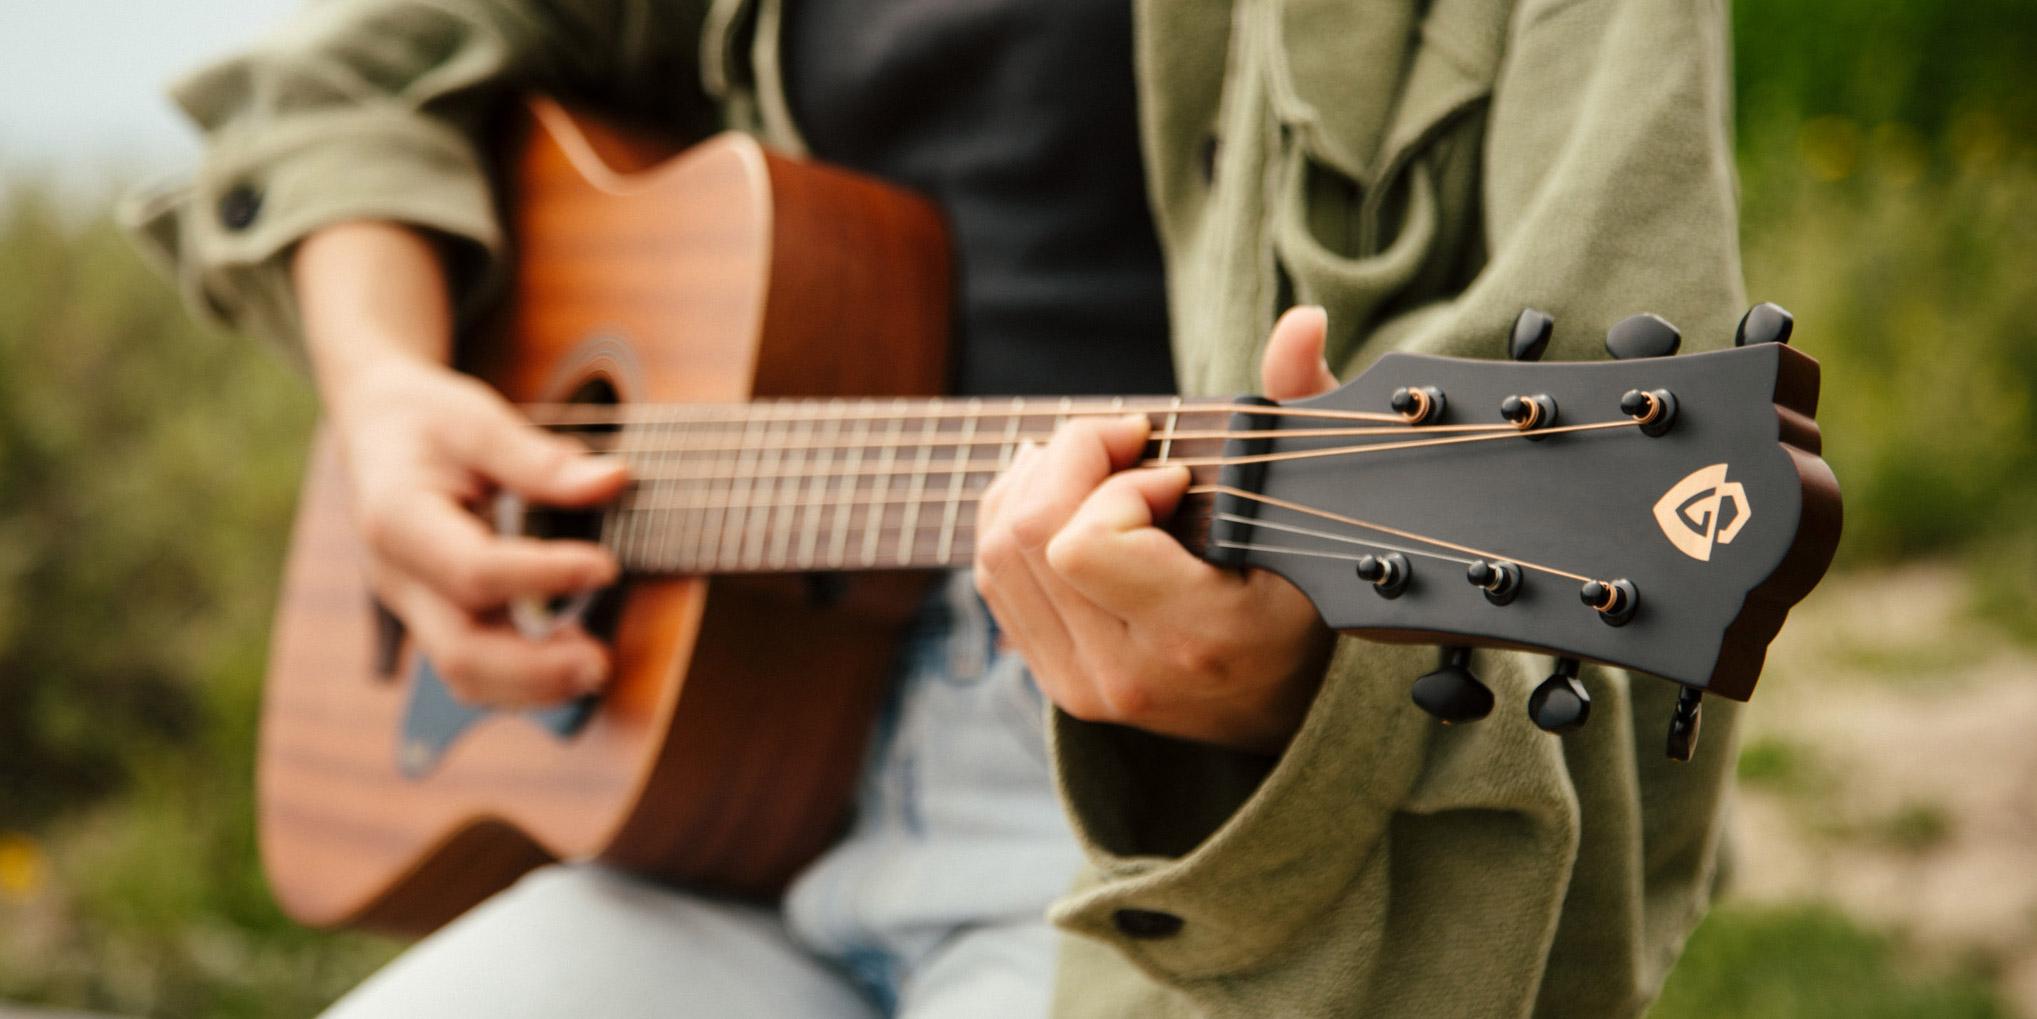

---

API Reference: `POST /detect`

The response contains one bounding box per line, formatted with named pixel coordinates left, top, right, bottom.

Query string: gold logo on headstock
left=1655, top=464, right=1750, bottom=562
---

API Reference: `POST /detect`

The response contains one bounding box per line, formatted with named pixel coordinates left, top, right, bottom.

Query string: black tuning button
left=1500, top=393, right=1558, bottom=433
left=1580, top=578, right=1639, bottom=626
left=1666, top=687, right=1704, bottom=761
left=1735, top=302, right=1794, bottom=347
left=1465, top=559, right=1522, bottom=605
left=1619, top=388, right=1679, bottom=437
left=1605, top=313, right=1682, bottom=360
left=1509, top=308, right=1554, bottom=363
left=1356, top=552, right=1411, bottom=598
left=1411, top=646, right=1493, bottom=724
left=1390, top=385, right=1446, bottom=425
left=1528, top=658, right=1591, bottom=734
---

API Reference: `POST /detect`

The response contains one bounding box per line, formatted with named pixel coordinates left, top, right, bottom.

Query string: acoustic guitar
left=257, top=99, right=1841, bottom=935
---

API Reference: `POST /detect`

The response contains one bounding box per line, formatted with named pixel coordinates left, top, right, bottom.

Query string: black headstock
left=1202, top=311, right=1840, bottom=729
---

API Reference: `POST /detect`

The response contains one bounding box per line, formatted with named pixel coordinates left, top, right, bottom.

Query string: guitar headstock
left=1199, top=307, right=1840, bottom=757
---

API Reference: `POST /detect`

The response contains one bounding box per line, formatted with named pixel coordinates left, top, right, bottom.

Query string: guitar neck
left=543, top=396, right=1235, bottom=575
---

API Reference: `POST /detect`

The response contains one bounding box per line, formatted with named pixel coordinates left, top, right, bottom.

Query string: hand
left=973, top=307, right=1343, bottom=754
left=296, top=222, right=627, bottom=707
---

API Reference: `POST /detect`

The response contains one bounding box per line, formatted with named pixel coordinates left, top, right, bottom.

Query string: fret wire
left=1158, top=395, right=1182, bottom=464
left=897, top=408, right=940, bottom=565
left=658, top=408, right=689, bottom=570
left=679, top=412, right=710, bottom=570
left=863, top=400, right=907, bottom=567
left=937, top=399, right=979, bottom=564
left=768, top=406, right=812, bottom=568
left=801, top=400, right=840, bottom=569
left=829, top=405, right=872, bottom=568
left=765, top=409, right=801, bottom=568
left=997, top=397, right=1025, bottom=471
left=718, top=411, right=761, bottom=570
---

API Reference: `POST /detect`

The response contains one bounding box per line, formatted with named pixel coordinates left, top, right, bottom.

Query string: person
left=125, top=0, right=1750, bottom=1015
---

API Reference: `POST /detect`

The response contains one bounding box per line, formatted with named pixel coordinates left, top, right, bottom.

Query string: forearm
left=294, top=221, right=456, bottom=410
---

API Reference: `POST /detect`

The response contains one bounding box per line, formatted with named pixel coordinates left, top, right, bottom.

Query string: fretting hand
left=973, top=307, right=1343, bottom=754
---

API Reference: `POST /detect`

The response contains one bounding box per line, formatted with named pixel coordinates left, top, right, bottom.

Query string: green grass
left=1650, top=905, right=2008, bottom=1019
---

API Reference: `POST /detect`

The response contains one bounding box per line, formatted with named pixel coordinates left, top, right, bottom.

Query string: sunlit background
left=2, top=1, right=2035, bottom=1015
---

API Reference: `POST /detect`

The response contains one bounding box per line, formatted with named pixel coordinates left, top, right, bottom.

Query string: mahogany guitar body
left=259, top=101, right=950, bottom=934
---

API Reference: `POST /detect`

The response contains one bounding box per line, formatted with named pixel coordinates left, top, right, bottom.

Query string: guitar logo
left=1654, top=464, right=1750, bottom=562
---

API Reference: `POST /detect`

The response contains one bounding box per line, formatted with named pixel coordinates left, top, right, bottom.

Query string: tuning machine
left=1465, top=559, right=1521, bottom=605
left=1620, top=388, right=1678, bottom=437
left=1580, top=579, right=1639, bottom=627
left=1390, top=386, right=1446, bottom=424
left=1605, top=313, right=1682, bottom=360
left=1666, top=687, right=1703, bottom=761
left=1528, top=658, right=1590, bottom=734
left=1355, top=553, right=1411, bottom=598
left=1411, top=646, right=1493, bottom=724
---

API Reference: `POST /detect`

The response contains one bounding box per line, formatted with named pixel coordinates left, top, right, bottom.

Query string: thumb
left=468, top=408, right=630, bottom=508
left=1261, top=305, right=1340, bottom=401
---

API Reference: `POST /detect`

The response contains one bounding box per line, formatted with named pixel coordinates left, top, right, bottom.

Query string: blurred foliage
left=0, top=193, right=398, bottom=1014
left=0, top=0, right=2030, bottom=1013
left=1730, top=0, right=2037, bottom=633
left=1651, top=905, right=2008, bottom=1019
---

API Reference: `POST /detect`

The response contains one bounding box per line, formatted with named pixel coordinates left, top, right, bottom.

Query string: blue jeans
left=321, top=573, right=1081, bottom=1018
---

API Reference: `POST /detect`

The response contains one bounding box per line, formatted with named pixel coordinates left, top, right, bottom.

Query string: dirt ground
left=1727, top=562, right=2037, bottom=1015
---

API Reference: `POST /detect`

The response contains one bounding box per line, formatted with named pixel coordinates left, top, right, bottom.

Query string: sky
left=0, top=0, right=299, bottom=177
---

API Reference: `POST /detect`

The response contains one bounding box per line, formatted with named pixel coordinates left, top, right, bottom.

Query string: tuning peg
left=1390, top=385, right=1446, bottom=424
left=1500, top=393, right=1559, bottom=433
left=1355, top=552, right=1412, bottom=598
left=1465, top=559, right=1521, bottom=605
left=1411, top=646, right=1494, bottom=724
left=1528, top=658, right=1590, bottom=734
left=1580, top=578, right=1639, bottom=626
left=1620, top=388, right=1679, bottom=437
left=1735, top=302, right=1794, bottom=347
left=1666, top=687, right=1703, bottom=761
left=1605, top=313, right=1681, bottom=360
left=1509, top=308, right=1554, bottom=362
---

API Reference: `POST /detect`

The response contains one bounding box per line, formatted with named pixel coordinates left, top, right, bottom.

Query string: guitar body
left=258, top=100, right=950, bottom=934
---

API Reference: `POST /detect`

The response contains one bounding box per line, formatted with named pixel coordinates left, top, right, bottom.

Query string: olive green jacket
left=126, top=0, right=1748, bottom=1016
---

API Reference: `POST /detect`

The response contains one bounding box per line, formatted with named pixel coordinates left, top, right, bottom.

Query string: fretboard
left=538, top=396, right=1232, bottom=574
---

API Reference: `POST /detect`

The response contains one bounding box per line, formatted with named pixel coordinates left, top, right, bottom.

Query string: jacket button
left=1113, top=908, right=1184, bottom=939
left=217, top=185, right=263, bottom=231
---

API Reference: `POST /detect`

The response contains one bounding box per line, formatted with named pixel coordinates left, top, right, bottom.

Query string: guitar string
left=523, top=399, right=1409, bottom=427
left=600, top=417, right=1642, bottom=484
left=548, top=420, right=1521, bottom=458
left=1208, top=512, right=1478, bottom=567
left=609, top=479, right=1597, bottom=587
left=1191, top=484, right=1594, bottom=584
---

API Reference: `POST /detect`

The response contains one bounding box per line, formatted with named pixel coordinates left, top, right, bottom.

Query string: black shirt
left=782, top=0, right=1175, bottom=396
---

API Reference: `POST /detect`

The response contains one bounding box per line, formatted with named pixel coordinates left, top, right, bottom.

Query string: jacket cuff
left=121, top=106, right=503, bottom=360
left=1047, top=638, right=1577, bottom=983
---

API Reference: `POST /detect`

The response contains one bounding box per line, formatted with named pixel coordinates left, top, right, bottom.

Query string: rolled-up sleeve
left=1052, top=0, right=1747, bottom=1015
left=122, top=0, right=715, bottom=359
